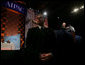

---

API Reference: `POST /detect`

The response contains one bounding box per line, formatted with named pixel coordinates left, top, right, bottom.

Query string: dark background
left=25, top=0, right=84, bottom=42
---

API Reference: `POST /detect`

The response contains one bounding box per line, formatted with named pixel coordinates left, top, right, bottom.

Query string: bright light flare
left=73, top=8, right=79, bottom=12
left=72, top=8, right=79, bottom=13
left=80, top=5, right=84, bottom=9
left=43, top=12, right=47, bottom=16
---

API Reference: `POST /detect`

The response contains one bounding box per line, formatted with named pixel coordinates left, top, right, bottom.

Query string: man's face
left=62, top=22, right=66, bottom=27
left=34, top=15, right=44, bottom=26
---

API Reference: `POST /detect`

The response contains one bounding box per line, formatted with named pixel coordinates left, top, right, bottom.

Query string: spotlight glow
left=72, top=8, right=79, bottom=13
left=80, top=5, right=84, bottom=9
left=73, top=8, right=79, bottom=12
left=43, top=12, right=47, bottom=16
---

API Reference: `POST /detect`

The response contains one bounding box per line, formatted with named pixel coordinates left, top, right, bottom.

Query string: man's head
left=33, top=14, right=44, bottom=26
left=62, top=22, right=66, bottom=28
left=66, top=25, right=75, bottom=33
left=7, top=40, right=10, bottom=43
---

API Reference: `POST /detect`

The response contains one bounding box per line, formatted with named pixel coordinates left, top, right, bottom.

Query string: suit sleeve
left=25, top=29, right=34, bottom=55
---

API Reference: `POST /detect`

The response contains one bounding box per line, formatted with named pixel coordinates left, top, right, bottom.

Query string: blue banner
left=1, top=1, right=27, bottom=15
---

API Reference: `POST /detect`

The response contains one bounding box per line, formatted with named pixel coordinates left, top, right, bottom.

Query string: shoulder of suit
left=29, top=27, right=39, bottom=30
left=28, top=27, right=39, bottom=32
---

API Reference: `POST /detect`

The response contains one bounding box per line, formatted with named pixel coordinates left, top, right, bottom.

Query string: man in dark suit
left=54, top=19, right=74, bottom=60
left=25, top=14, right=56, bottom=64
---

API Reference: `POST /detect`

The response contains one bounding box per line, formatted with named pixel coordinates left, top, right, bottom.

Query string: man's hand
left=40, top=53, right=53, bottom=61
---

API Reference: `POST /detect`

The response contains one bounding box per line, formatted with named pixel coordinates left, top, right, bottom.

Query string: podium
left=1, top=42, right=15, bottom=50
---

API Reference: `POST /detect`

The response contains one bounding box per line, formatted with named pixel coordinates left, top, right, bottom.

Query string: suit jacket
left=54, top=29, right=74, bottom=57
left=25, top=27, right=56, bottom=64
